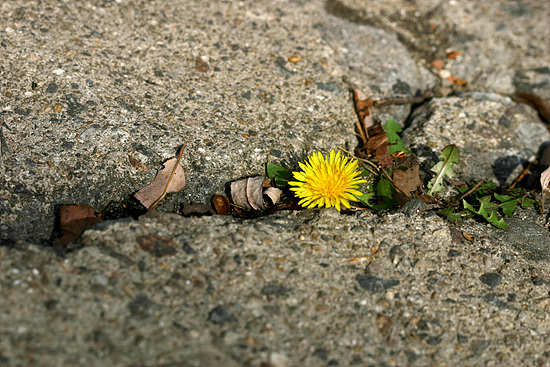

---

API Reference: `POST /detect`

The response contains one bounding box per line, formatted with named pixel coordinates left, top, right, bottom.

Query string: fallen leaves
left=134, top=145, right=187, bottom=210
left=540, top=166, right=550, bottom=212
left=54, top=205, right=99, bottom=247
left=230, top=176, right=282, bottom=211
left=392, top=155, right=422, bottom=197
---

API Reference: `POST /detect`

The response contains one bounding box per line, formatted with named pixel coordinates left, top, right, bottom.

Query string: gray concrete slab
left=1, top=0, right=550, bottom=366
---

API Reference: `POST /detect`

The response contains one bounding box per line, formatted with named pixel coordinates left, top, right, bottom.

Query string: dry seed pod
left=213, top=195, right=230, bottom=215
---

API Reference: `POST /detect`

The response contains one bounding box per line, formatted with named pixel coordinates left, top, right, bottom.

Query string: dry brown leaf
left=180, top=203, right=215, bottom=216
left=54, top=205, right=99, bottom=247
left=353, top=88, right=374, bottom=133
left=393, top=155, right=421, bottom=197
left=246, top=176, right=266, bottom=210
left=134, top=146, right=186, bottom=210
left=230, top=176, right=281, bottom=211
left=362, top=124, right=393, bottom=167
left=264, top=187, right=283, bottom=206
left=540, top=166, right=550, bottom=213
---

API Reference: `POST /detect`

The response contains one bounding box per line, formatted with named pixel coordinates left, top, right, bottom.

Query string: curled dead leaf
left=392, top=155, right=421, bottom=197
left=264, top=187, right=282, bottom=206
left=230, top=176, right=282, bottom=210
left=510, top=92, right=550, bottom=124
left=540, top=166, right=550, bottom=213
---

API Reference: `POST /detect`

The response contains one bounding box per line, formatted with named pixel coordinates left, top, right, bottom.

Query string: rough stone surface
left=328, top=0, right=550, bottom=95
left=1, top=0, right=550, bottom=366
left=403, top=92, right=550, bottom=185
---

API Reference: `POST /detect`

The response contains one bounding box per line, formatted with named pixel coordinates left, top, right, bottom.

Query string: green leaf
left=384, top=118, right=410, bottom=155
left=357, top=192, right=375, bottom=206
left=437, top=207, right=463, bottom=222
left=456, top=187, right=470, bottom=194
left=493, top=193, right=512, bottom=202
left=463, top=199, right=509, bottom=230
left=478, top=180, right=498, bottom=192
left=521, top=198, right=536, bottom=209
left=372, top=178, right=397, bottom=210
left=500, top=200, right=519, bottom=217
left=427, top=145, right=460, bottom=196
left=266, top=163, right=293, bottom=188
left=376, top=178, right=395, bottom=199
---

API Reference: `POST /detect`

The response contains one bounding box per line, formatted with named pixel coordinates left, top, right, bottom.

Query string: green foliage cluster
left=439, top=181, right=536, bottom=230
left=266, top=117, right=537, bottom=230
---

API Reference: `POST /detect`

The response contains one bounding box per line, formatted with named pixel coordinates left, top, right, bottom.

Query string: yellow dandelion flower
left=289, top=150, right=367, bottom=211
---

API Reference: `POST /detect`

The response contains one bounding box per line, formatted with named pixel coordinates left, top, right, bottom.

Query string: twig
left=149, top=144, right=187, bottom=211
left=457, top=178, right=486, bottom=202
left=355, top=121, right=368, bottom=146
left=508, top=161, right=532, bottom=190
left=373, top=90, right=433, bottom=107
left=337, top=146, right=379, bottom=174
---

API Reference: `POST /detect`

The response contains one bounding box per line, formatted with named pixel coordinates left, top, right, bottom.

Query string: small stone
left=356, top=275, right=399, bottom=294
left=269, top=352, right=290, bottom=367
left=312, top=348, right=328, bottom=361
left=400, top=198, right=427, bottom=217
left=182, top=243, right=196, bottom=254
left=447, top=249, right=461, bottom=258
left=94, top=274, right=108, bottom=286
left=531, top=276, right=546, bottom=286
left=480, top=273, right=502, bottom=288
left=261, top=284, right=292, bottom=297
left=46, top=82, right=58, bottom=93
left=208, top=305, right=232, bottom=324
left=376, top=314, right=392, bottom=334
left=127, top=294, right=162, bottom=319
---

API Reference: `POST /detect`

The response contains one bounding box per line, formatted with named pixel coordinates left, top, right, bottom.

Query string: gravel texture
left=1, top=0, right=550, bottom=366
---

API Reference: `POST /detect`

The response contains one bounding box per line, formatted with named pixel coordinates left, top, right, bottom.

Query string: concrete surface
left=1, top=0, right=550, bottom=366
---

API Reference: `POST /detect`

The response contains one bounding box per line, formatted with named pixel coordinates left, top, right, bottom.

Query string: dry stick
left=355, top=121, right=368, bottom=146
left=373, top=90, right=433, bottom=107
left=148, top=144, right=187, bottom=211
left=337, top=146, right=379, bottom=174
left=457, top=178, right=486, bottom=202
left=508, top=161, right=533, bottom=190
